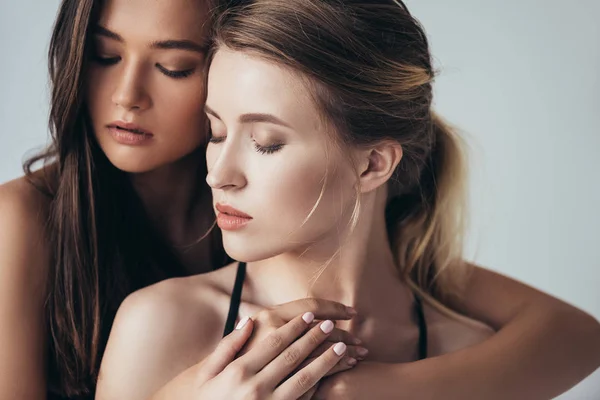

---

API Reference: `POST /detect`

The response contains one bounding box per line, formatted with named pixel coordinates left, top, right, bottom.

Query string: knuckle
left=266, top=333, right=284, bottom=350
left=295, top=371, right=313, bottom=392
left=224, top=363, right=249, bottom=382
left=307, top=330, right=322, bottom=347
left=283, top=347, right=301, bottom=366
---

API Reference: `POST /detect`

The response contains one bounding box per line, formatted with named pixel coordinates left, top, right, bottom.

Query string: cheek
left=156, top=78, right=207, bottom=140
left=257, top=153, right=353, bottom=237
left=264, top=158, right=325, bottom=214
left=86, top=69, right=112, bottom=120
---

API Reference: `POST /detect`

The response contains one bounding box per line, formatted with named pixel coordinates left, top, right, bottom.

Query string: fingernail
left=347, top=357, right=358, bottom=366
left=333, top=342, right=347, bottom=356
left=236, top=316, right=250, bottom=330
left=356, top=347, right=369, bottom=357
left=302, top=312, right=315, bottom=324
left=346, top=306, right=357, bottom=316
left=320, top=320, right=334, bottom=334
left=353, top=337, right=362, bottom=345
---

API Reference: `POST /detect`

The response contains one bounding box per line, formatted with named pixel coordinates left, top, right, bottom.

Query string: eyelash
left=92, top=55, right=195, bottom=79
left=208, top=136, right=284, bottom=155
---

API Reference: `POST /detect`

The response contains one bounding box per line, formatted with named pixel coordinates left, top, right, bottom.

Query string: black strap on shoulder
left=414, top=295, right=428, bottom=360
left=223, top=262, right=247, bottom=336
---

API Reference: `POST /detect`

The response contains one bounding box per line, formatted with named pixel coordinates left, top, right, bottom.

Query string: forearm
left=321, top=302, right=600, bottom=400
left=403, top=303, right=600, bottom=399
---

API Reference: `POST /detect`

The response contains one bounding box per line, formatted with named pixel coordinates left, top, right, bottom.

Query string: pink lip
left=107, top=121, right=153, bottom=135
left=216, top=203, right=252, bottom=218
left=215, top=203, right=252, bottom=231
left=106, top=121, right=154, bottom=145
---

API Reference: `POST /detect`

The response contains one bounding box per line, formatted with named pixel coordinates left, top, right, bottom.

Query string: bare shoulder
left=0, top=174, right=52, bottom=290
left=423, top=300, right=495, bottom=357
left=97, top=272, right=233, bottom=400
left=0, top=176, right=53, bottom=398
left=116, top=273, right=229, bottom=347
left=0, top=174, right=52, bottom=232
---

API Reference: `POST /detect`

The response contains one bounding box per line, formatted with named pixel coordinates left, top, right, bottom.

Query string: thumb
left=201, top=316, right=254, bottom=379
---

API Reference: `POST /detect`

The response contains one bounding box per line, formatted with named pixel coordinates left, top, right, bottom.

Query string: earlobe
left=358, top=142, right=403, bottom=194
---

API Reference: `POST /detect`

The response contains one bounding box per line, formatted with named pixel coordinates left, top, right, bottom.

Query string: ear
left=356, top=141, right=403, bottom=194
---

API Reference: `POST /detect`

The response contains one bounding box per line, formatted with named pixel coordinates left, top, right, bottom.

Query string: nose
left=111, top=61, right=152, bottom=112
left=206, top=142, right=247, bottom=191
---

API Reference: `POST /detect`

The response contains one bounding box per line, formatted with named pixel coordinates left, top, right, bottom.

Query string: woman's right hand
left=242, top=298, right=368, bottom=376
left=152, top=312, right=348, bottom=400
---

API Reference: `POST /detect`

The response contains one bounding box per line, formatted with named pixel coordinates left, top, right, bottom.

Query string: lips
left=215, top=203, right=252, bottom=231
left=107, top=121, right=153, bottom=136
left=215, top=203, right=252, bottom=219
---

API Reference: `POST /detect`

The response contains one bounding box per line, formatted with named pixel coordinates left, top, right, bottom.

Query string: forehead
left=98, top=0, right=211, bottom=41
left=207, top=48, right=325, bottom=131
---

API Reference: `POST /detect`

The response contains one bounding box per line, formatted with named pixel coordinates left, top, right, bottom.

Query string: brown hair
left=24, top=0, right=224, bottom=396
left=213, top=0, right=470, bottom=304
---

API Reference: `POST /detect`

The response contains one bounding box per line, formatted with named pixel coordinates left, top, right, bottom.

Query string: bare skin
left=96, top=258, right=495, bottom=400
left=0, top=176, right=51, bottom=400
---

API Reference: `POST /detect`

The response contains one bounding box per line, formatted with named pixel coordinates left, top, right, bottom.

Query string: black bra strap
left=414, top=295, right=428, bottom=360
left=223, top=262, right=247, bottom=336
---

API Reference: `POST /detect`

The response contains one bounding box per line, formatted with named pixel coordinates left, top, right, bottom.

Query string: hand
left=313, top=362, right=407, bottom=400
left=242, top=298, right=369, bottom=376
left=152, top=312, right=350, bottom=400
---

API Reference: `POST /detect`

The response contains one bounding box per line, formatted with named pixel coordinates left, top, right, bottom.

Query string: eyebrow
left=205, top=106, right=292, bottom=129
left=94, top=26, right=208, bottom=54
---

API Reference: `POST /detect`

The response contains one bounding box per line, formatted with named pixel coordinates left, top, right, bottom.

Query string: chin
left=222, top=235, right=281, bottom=263
left=104, top=155, right=163, bottom=174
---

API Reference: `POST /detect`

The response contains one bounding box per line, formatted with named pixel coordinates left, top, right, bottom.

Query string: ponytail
left=387, top=112, right=470, bottom=305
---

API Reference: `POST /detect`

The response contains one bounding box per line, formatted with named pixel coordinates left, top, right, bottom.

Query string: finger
left=238, top=312, right=315, bottom=372
left=199, top=316, right=254, bottom=380
left=322, top=357, right=357, bottom=377
left=298, top=383, right=319, bottom=400
left=307, top=342, right=368, bottom=361
left=296, top=355, right=357, bottom=377
left=261, top=320, right=336, bottom=387
left=274, top=298, right=356, bottom=321
left=307, top=324, right=361, bottom=345
left=274, top=342, right=347, bottom=400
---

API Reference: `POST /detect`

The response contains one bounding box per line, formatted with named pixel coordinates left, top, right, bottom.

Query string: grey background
left=0, top=0, right=598, bottom=397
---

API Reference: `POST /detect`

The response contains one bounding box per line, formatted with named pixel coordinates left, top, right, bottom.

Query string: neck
left=128, top=148, right=210, bottom=247
left=247, top=188, right=413, bottom=318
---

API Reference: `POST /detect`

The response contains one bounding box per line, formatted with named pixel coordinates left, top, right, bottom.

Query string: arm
left=317, top=265, right=600, bottom=399
left=0, top=180, right=51, bottom=400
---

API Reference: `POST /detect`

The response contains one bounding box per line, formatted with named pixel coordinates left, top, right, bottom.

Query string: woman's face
left=86, top=0, right=211, bottom=173
left=205, top=48, right=359, bottom=262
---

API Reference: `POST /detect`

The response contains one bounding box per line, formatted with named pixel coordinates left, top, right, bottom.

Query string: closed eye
left=93, top=55, right=120, bottom=66
left=156, top=64, right=195, bottom=79
left=254, top=141, right=284, bottom=155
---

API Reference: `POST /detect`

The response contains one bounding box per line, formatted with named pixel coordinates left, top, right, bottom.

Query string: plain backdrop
left=0, top=0, right=598, bottom=398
